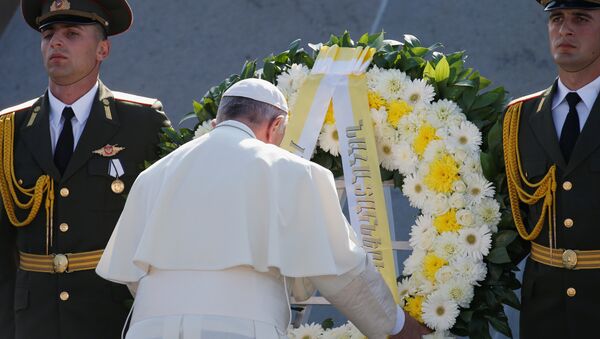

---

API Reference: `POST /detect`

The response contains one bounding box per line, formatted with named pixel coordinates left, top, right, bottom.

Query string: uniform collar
left=215, top=120, right=256, bottom=139
left=48, top=81, right=99, bottom=127
left=553, top=75, right=600, bottom=111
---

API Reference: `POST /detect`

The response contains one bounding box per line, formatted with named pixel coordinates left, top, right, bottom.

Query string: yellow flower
left=368, top=91, right=386, bottom=110
left=413, top=123, right=439, bottom=156
left=386, top=100, right=413, bottom=127
left=423, top=253, right=448, bottom=282
left=404, top=295, right=425, bottom=322
left=324, top=101, right=335, bottom=124
left=433, top=209, right=462, bottom=233
left=424, top=154, right=459, bottom=193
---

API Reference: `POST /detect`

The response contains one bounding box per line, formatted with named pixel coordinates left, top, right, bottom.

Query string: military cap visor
left=22, top=0, right=133, bottom=36
left=538, top=0, right=600, bottom=10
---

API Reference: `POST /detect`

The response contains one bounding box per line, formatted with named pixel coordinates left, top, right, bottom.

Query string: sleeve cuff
left=391, top=305, right=405, bottom=335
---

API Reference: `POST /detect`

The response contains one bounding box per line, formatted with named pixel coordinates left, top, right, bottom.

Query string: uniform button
left=60, top=187, right=70, bottom=197
left=562, top=181, right=573, bottom=191
left=567, top=287, right=576, bottom=297
left=18, top=179, right=23, bottom=185
left=59, top=223, right=69, bottom=232
left=59, top=291, right=70, bottom=301
left=564, top=218, right=574, bottom=228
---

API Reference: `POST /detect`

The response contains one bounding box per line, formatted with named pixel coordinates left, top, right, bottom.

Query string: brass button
left=564, top=218, right=574, bottom=228
left=59, top=291, right=70, bottom=301
left=18, top=179, right=23, bottom=185
left=59, top=223, right=69, bottom=232
left=60, top=187, right=70, bottom=197
left=567, top=287, right=576, bottom=297
left=33, top=106, right=41, bottom=113
left=563, top=181, right=573, bottom=191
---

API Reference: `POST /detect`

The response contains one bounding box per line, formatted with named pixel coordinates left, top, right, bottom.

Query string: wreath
left=158, top=32, right=527, bottom=339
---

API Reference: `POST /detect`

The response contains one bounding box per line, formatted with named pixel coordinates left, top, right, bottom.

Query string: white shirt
left=552, top=75, right=600, bottom=138
left=48, top=81, right=99, bottom=154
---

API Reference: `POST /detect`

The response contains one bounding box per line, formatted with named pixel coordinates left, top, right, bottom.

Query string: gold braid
left=0, top=113, right=54, bottom=254
left=502, top=102, right=557, bottom=250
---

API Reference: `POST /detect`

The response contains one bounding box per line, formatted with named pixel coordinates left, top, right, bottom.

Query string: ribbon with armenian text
left=282, top=45, right=398, bottom=301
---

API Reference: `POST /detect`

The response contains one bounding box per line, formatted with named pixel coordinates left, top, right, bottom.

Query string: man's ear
left=97, top=39, right=111, bottom=62
left=267, top=115, right=287, bottom=144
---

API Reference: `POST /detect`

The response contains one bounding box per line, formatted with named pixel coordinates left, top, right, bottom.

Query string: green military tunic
left=0, top=80, right=170, bottom=339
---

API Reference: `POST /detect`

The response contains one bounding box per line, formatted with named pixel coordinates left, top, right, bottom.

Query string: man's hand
left=390, top=311, right=432, bottom=339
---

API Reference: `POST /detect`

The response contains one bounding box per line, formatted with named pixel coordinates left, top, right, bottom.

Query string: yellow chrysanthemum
left=404, top=295, right=425, bottom=322
left=413, top=123, right=439, bottom=156
left=424, top=154, right=459, bottom=193
left=368, top=91, right=386, bottom=110
left=423, top=253, right=448, bottom=282
left=324, top=101, right=335, bottom=124
left=433, top=209, right=461, bottom=233
left=386, top=100, right=413, bottom=127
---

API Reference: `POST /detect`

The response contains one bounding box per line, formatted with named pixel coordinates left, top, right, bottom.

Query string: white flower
left=452, top=180, right=467, bottom=193
left=429, top=99, right=461, bottom=125
left=424, top=193, right=450, bottom=216
left=434, top=265, right=455, bottom=284
left=422, top=292, right=460, bottom=331
left=397, top=114, right=419, bottom=143
left=397, top=277, right=414, bottom=303
left=458, top=227, right=492, bottom=260
left=455, top=209, right=476, bottom=227
left=403, top=248, right=426, bottom=276
left=422, top=140, right=447, bottom=163
left=394, top=142, right=418, bottom=174
left=347, top=323, right=366, bottom=339
left=403, top=78, right=435, bottom=108
left=440, top=277, right=474, bottom=308
left=411, top=271, right=435, bottom=294
left=453, top=255, right=488, bottom=284
left=374, top=69, right=409, bottom=101
left=366, top=65, right=383, bottom=90
left=423, top=330, right=456, bottom=339
left=289, top=323, right=324, bottom=339
left=476, top=198, right=501, bottom=232
left=370, top=107, right=388, bottom=126
left=448, top=193, right=466, bottom=209
left=193, top=120, right=213, bottom=139
left=433, top=232, right=461, bottom=261
left=376, top=136, right=397, bottom=170
left=318, top=123, right=340, bottom=156
left=447, top=121, right=482, bottom=153
left=464, top=174, right=495, bottom=205
left=322, top=324, right=351, bottom=339
left=403, top=174, right=430, bottom=209
left=409, top=215, right=436, bottom=250
left=460, top=157, right=482, bottom=176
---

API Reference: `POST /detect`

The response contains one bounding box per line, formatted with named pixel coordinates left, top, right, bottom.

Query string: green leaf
left=494, top=230, right=518, bottom=248
left=480, top=151, right=497, bottom=180
left=423, top=62, right=435, bottom=81
left=472, top=91, right=502, bottom=110
left=487, top=247, right=512, bottom=264
left=485, top=314, right=512, bottom=337
left=454, top=79, right=476, bottom=88
left=321, top=318, right=334, bottom=330
left=434, top=56, right=450, bottom=82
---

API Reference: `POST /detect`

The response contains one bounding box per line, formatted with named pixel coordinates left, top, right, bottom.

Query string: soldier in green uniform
left=0, top=1, right=170, bottom=338
left=503, top=0, right=600, bottom=338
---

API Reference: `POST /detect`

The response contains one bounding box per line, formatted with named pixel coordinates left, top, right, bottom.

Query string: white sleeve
left=307, top=256, right=402, bottom=338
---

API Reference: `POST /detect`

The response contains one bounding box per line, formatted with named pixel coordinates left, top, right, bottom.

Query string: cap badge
left=50, top=0, right=71, bottom=12
left=93, top=144, right=125, bottom=157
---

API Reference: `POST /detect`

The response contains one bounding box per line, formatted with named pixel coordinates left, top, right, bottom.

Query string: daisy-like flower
left=461, top=157, right=483, bottom=176
left=463, top=174, right=495, bottom=205
left=322, top=324, right=351, bottom=339
left=421, top=292, right=460, bottom=331
left=434, top=265, right=455, bottom=284
left=402, top=174, right=429, bottom=209
left=394, top=142, right=418, bottom=175
left=403, top=78, right=435, bottom=108
left=370, top=107, right=388, bottom=127
left=433, top=209, right=461, bottom=234
left=423, top=330, right=455, bottom=339
left=440, top=277, right=475, bottom=308
left=404, top=295, right=425, bottom=322
left=398, top=277, right=414, bottom=302
left=289, top=323, right=324, bottom=339
left=368, top=91, right=386, bottom=110
left=433, top=231, right=460, bottom=261
left=430, top=99, right=461, bottom=125
left=409, top=215, right=436, bottom=250
left=422, top=140, right=447, bottom=164
left=376, top=136, right=397, bottom=170
left=458, top=226, right=492, bottom=260
left=375, top=69, right=409, bottom=101
left=476, top=198, right=501, bottom=232
left=318, top=123, right=340, bottom=156
left=396, top=114, right=419, bottom=143
left=423, top=253, right=448, bottom=282
left=424, top=155, right=460, bottom=194
left=447, top=121, right=482, bottom=154
left=453, top=255, right=488, bottom=284
left=276, top=64, right=309, bottom=99
left=403, top=248, right=427, bottom=276
left=193, top=120, right=213, bottom=139
left=366, top=65, right=383, bottom=90
left=386, top=100, right=413, bottom=127
left=413, top=123, right=440, bottom=157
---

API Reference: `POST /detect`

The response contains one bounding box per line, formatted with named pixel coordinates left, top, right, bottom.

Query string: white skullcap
left=222, top=78, right=289, bottom=113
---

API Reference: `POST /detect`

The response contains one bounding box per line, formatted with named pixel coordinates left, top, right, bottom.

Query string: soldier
left=503, top=1, right=600, bottom=338
left=0, top=0, right=170, bottom=338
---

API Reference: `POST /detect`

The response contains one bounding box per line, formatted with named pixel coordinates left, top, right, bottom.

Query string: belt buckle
left=52, top=254, right=69, bottom=273
left=562, top=249, right=578, bottom=270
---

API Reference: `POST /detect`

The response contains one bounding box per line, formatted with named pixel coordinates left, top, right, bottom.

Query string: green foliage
left=158, top=31, right=528, bottom=338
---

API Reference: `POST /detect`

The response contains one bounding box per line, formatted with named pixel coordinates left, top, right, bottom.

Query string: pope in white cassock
left=96, top=79, right=429, bottom=338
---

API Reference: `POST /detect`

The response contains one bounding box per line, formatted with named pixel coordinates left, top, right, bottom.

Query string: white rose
left=452, top=180, right=467, bottom=193
left=449, top=193, right=466, bottom=209
left=456, top=209, right=475, bottom=227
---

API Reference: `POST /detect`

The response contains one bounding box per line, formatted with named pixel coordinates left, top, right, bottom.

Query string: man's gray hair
left=216, top=96, right=287, bottom=128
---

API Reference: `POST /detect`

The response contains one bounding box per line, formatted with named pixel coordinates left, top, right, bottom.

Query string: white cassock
left=97, top=120, right=403, bottom=339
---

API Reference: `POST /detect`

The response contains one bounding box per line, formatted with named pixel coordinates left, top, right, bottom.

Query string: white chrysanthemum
left=403, top=78, right=435, bottom=108
left=464, top=174, right=495, bottom=205
left=322, top=324, right=351, bottom=339
left=422, top=140, right=447, bottom=163
left=455, top=209, right=476, bottom=227
left=403, top=248, right=427, bottom=276
left=476, top=198, right=501, bottom=232
left=374, top=69, right=409, bottom=101
left=409, top=215, right=436, bottom=250
left=193, top=120, right=213, bottom=139
left=433, top=232, right=461, bottom=261
left=318, top=123, right=340, bottom=156
left=434, top=265, right=455, bottom=284
left=447, top=121, right=482, bottom=153
left=423, top=193, right=450, bottom=216
left=376, top=136, right=397, bottom=170
left=411, top=271, right=435, bottom=294
left=347, top=322, right=366, bottom=339
left=370, top=107, right=388, bottom=126
left=430, top=99, right=461, bottom=125
left=453, top=256, right=488, bottom=284
left=394, top=142, right=418, bottom=174
left=397, top=277, right=414, bottom=303
left=448, top=192, right=467, bottom=209
left=423, top=330, right=455, bottom=339
left=397, top=114, right=419, bottom=143
left=458, top=227, right=492, bottom=260
left=440, top=277, right=475, bottom=308
left=422, top=292, right=460, bottom=331
left=461, top=157, right=483, bottom=177
left=366, top=65, right=383, bottom=90
left=403, top=174, right=430, bottom=209
left=374, top=123, right=397, bottom=143
left=289, top=323, right=324, bottom=339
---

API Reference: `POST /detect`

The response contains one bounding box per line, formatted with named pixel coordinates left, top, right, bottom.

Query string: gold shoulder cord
left=0, top=113, right=54, bottom=254
left=503, top=102, right=557, bottom=253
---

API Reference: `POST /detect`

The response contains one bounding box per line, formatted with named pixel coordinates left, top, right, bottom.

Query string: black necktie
left=54, top=107, right=75, bottom=174
left=560, top=92, right=581, bottom=163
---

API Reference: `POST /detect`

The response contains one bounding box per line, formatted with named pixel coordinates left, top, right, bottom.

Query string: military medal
left=111, top=179, right=125, bottom=194
left=93, top=144, right=125, bottom=157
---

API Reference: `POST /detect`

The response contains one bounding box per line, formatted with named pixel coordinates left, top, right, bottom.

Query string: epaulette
left=112, top=91, right=158, bottom=106
left=508, top=90, right=546, bottom=107
left=0, top=98, right=38, bottom=116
